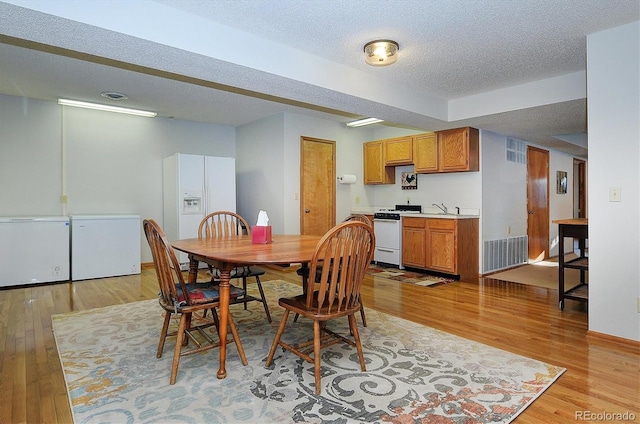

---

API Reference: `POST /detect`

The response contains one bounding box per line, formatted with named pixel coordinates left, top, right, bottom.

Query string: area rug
left=367, top=264, right=455, bottom=287
left=488, top=254, right=586, bottom=290
left=52, top=280, right=564, bottom=423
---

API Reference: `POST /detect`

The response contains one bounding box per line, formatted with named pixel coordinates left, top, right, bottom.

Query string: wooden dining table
left=171, top=233, right=322, bottom=379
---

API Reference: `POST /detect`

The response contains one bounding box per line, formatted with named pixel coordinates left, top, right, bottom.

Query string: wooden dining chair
left=198, top=211, right=272, bottom=322
left=266, top=220, right=375, bottom=394
left=296, top=214, right=372, bottom=326
left=143, top=219, right=248, bottom=385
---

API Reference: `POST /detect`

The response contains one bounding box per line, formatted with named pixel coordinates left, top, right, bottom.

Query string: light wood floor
left=1, top=265, right=638, bottom=423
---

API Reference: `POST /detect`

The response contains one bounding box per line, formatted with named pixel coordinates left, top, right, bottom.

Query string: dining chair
left=198, top=211, right=272, bottom=322
left=295, top=214, right=372, bottom=326
left=265, top=220, right=375, bottom=394
left=143, top=219, right=248, bottom=385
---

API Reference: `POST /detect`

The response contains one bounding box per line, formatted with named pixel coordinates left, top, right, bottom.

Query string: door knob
left=305, top=209, right=310, bottom=213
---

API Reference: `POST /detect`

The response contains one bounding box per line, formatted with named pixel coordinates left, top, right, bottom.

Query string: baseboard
left=587, top=330, right=640, bottom=351
left=141, top=262, right=154, bottom=270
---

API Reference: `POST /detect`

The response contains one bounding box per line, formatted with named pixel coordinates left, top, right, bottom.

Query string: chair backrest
left=143, top=219, right=190, bottom=307
left=343, top=214, right=372, bottom=226
left=198, top=211, right=250, bottom=239
left=306, top=221, right=375, bottom=314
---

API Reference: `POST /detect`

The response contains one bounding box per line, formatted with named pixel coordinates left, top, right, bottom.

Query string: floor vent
left=483, top=236, right=528, bottom=273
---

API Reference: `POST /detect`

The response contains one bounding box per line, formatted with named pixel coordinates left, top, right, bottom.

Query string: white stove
left=373, top=205, right=422, bottom=268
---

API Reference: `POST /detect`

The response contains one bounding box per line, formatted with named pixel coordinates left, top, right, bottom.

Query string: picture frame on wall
left=557, top=171, right=568, bottom=194
left=401, top=172, right=417, bottom=190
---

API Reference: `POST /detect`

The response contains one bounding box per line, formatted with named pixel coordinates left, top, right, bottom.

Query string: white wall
left=0, top=94, right=236, bottom=263
left=236, top=112, right=376, bottom=234
left=587, top=21, right=640, bottom=341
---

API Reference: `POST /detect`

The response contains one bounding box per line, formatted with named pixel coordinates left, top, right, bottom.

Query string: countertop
left=552, top=218, right=588, bottom=225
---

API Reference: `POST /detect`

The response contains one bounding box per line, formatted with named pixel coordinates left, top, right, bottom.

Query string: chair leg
left=265, top=309, right=290, bottom=367
left=348, top=314, right=366, bottom=372
left=227, top=314, right=248, bottom=366
left=255, top=276, right=272, bottom=323
left=313, top=320, right=322, bottom=395
left=242, top=277, right=248, bottom=310
left=359, top=303, right=367, bottom=327
left=157, top=311, right=172, bottom=358
left=170, top=313, right=189, bottom=385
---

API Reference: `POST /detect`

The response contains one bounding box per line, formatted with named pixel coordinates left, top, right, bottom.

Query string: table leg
left=187, top=256, right=198, bottom=284
left=558, top=225, right=565, bottom=309
left=217, top=264, right=232, bottom=379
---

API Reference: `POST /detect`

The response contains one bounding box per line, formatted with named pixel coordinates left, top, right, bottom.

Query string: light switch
left=609, top=187, right=622, bottom=202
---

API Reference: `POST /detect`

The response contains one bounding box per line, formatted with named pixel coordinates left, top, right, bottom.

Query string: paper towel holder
left=337, top=174, right=357, bottom=184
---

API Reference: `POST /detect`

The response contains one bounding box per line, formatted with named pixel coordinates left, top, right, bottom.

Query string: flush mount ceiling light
left=364, top=39, right=399, bottom=66
left=58, top=99, right=157, bottom=117
left=346, top=117, right=384, bottom=127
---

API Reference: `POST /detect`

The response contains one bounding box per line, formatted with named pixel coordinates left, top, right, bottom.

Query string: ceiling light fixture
left=364, top=39, right=399, bottom=66
left=346, top=117, right=384, bottom=127
left=57, top=99, right=157, bottom=117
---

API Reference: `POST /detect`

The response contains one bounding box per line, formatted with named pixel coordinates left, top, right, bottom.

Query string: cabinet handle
left=305, top=209, right=311, bottom=213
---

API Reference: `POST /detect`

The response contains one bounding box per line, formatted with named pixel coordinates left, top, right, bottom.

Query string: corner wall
left=587, top=21, right=640, bottom=341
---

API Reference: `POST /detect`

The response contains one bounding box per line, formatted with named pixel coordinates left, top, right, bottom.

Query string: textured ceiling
left=1, top=0, right=638, bottom=158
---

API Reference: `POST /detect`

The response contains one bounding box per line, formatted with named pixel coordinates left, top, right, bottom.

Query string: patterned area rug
left=367, top=264, right=456, bottom=287
left=52, top=281, right=564, bottom=423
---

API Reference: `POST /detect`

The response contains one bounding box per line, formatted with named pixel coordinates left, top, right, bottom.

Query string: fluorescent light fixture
left=346, top=117, right=384, bottom=127
left=58, top=99, right=157, bottom=117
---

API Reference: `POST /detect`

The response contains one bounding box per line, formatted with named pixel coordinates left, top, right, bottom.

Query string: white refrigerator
left=0, top=216, right=70, bottom=287
left=163, top=154, right=236, bottom=267
left=70, top=215, right=141, bottom=280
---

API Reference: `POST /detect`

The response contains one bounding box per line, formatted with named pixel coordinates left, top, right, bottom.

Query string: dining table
left=171, top=233, right=322, bottom=379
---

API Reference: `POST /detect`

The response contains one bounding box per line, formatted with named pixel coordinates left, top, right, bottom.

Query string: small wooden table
left=171, top=234, right=322, bottom=379
left=552, top=218, right=588, bottom=310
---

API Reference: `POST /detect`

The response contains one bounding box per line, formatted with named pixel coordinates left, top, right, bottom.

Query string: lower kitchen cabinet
left=402, top=217, right=479, bottom=280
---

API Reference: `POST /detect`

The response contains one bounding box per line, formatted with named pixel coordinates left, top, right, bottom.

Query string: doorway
left=573, top=159, right=586, bottom=219
left=300, top=137, right=336, bottom=235
left=526, top=146, right=549, bottom=262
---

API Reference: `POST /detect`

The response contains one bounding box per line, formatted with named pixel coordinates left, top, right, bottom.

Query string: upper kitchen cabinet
left=363, top=140, right=395, bottom=184
left=384, top=136, right=413, bottom=165
left=437, top=127, right=479, bottom=172
left=413, top=132, right=438, bottom=173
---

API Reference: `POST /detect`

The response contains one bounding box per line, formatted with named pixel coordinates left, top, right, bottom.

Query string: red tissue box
left=252, top=225, right=272, bottom=244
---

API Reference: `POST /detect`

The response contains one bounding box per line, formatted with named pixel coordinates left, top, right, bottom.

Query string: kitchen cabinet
left=401, top=216, right=479, bottom=280
left=384, top=136, right=413, bottom=165
left=437, top=127, right=479, bottom=172
left=401, top=217, right=426, bottom=267
left=413, top=132, right=438, bottom=173
left=363, top=140, right=395, bottom=184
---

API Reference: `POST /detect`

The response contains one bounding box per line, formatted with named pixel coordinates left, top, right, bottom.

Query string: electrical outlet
left=60, top=194, right=68, bottom=204
left=355, top=196, right=361, bottom=204
left=294, top=192, right=299, bottom=200
left=507, top=226, right=511, bottom=234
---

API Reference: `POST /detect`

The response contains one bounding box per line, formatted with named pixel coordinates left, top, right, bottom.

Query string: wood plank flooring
left=1, top=266, right=638, bottom=423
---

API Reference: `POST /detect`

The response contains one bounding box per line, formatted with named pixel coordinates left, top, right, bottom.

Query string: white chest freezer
left=0, top=216, right=70, bottom=287
left=70, top=215, right=141, bottom=280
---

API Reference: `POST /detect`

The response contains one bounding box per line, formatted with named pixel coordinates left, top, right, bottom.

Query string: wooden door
left=526, top=146, right=549, bottom=262
left=300, top=137, right=335, bottom=235
left=413, top=133, right=438, bottom=173
left=425, top=219, right=457, bottom=273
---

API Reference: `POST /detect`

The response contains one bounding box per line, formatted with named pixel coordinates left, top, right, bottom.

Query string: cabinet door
left=437, top=127, right=479, bottom=172
left=413, top=133, right=438, bottom=173
left=402, top=217, right=426, bottom=267
left=363, top=141, right=395, bottom=184
left=425, top=219, right=457, bottom=273
left=385, top=136, right=413, bottom=165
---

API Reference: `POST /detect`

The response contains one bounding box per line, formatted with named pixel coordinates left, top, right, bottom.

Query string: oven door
left=373, top=218, right=402, bottom=267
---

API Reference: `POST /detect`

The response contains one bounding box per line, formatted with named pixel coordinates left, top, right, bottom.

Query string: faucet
left=432, top=203, right=448, bottom=214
